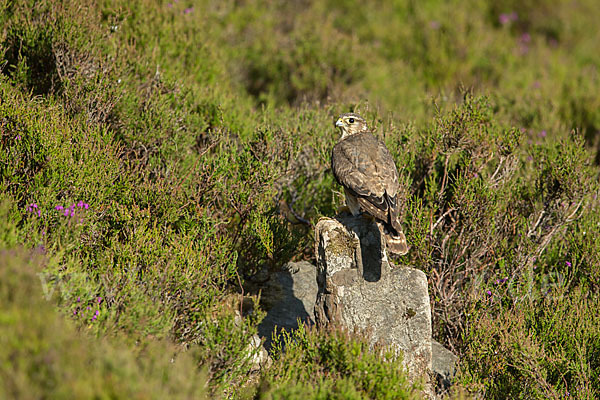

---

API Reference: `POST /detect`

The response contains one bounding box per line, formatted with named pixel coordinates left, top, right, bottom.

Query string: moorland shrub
left=1, top=0, right=599, bottom=398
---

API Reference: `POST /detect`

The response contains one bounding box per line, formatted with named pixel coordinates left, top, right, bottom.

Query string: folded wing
left=331, top=132, right=402, bottom=234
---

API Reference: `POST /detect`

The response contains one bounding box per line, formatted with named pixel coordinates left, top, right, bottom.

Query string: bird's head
left=335, top=113, right=369, bottom=139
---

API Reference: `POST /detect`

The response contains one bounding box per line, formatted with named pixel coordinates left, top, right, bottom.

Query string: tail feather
left=385, top=230, right=408, bottom=255
left=375, top=220, right=408, bottom=256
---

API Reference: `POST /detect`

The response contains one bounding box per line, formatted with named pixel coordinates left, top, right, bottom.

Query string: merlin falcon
left=332, top=113, right=408, bottom=255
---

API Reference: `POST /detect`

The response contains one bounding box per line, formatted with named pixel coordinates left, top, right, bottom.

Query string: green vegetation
left=262, top=324, right=421, bottom=399
left=1, top=0, right=599, bottom=398
left=0, top=247, right=209, bottom=399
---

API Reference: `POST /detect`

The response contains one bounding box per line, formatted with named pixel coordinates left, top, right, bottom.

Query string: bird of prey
left=331, top=113, right=408, bottom=255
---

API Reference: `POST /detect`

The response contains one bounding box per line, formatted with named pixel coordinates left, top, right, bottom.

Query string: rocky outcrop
left=254, top=215, right=458, bottom=395
left=314, top=215, right=432, bottom=382
left=248, top=333, right=272, bottom=372
left=257, top=260, right=318, bottom=349
left=432, top=339, right=458, bottom=392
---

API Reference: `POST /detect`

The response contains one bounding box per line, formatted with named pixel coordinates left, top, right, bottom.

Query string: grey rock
left=257, top=260, right=318, bottom=349
left=432, top=339, right=458, bottom=391
left=248, top=334, right=272, bottom=372
left=314, top=216, right=432, bottom=382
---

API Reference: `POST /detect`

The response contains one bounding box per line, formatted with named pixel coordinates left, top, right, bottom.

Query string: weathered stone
left=314, top=216, right=432, bottom=382
left=257, top=260, right=318, bottom=349
left=248, top=334, right=272, bottom=372
left=432, top=339, right=458, bottom=392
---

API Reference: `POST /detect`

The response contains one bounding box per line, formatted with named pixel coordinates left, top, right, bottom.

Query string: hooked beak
left=335, top=118, right=344, bottom=127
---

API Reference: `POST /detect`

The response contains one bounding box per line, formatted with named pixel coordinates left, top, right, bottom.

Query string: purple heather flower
left=63, top=209, right=70, bottom=216
left=486, top=290, right=492, bottom=296
left=95, top=310, right=100, bottom=316
left=84, top=203, right=89, bottom=209
left=27, top=204, right=41, bottom=215
left=55, top=205, right=64, bottom=210
left=565, top=261, right=572, bottom=267
left=73, top=310, right=77, bottom=315
left=70, top=209, right=75, bottom=217
left=16, top=135, right=22, bottom=140
left=539, top=130, right=547, bottom=138
left=77, top=297, right=81, bottom=302
left=527, top=156, right=533, bottom=162
left=97, top=297, right=103, bottom=304
left=87, top=306, right=91, bottom=310
left=184, top=7, right=193, bottom=14
left=498, top=13, right=510, bottom=25
left=429, top=21, right=440, bottom=29
left=167, top=2, right=173, bottom=7
left=498, top=12, right=517, bottom=23
left=78, top=200, right=84, bottom=208
left=521, top=33, right=531, bottom=43
left=91, top=315, right=97, bottom=321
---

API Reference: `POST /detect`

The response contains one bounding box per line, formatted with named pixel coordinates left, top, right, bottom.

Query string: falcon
left=331, top=113, right=408, bottom=255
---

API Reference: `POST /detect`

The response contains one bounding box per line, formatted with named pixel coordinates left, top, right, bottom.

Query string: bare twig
left=565, top=199, right=584, bottom=222
left=489, top=155, right=505, bottom=182
left=431, top=207, right=457, bottom=235
left=439, top=154, right=451, bottom=199
left=527, top=209, right=546, bottom=238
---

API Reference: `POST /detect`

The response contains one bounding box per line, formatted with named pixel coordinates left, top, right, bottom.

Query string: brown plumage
left=332, top=113, right=408, bottom=255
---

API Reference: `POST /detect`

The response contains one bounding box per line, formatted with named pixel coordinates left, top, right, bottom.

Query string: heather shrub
left=1, top=0, right=600, bottom=398
left=392, top=95, right=597, bottom=347
left=256, top=324, right=421, bottom=399
left=1, top=3, right=269, bottom=391
left=460, top=286, right=600, bottom=398
left=0, top=72, right=269, bottom=393
left=0, top=247, right=209, bottom=400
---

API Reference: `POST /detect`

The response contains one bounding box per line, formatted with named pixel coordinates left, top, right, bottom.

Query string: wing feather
left=332, top=132, right=402, bottom=231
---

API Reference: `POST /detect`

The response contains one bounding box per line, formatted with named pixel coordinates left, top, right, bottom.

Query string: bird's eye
left=348, top=118, right=355, bottom=123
